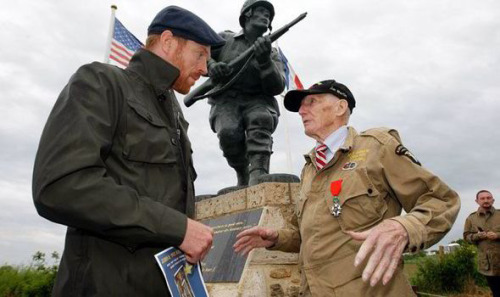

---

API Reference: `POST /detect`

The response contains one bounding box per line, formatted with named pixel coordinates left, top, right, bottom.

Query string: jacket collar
left=126, top=49, right=180, bottom=98
left=234, top=30, right=245, bottom=38
left=304, top=126, right=358, bottom=164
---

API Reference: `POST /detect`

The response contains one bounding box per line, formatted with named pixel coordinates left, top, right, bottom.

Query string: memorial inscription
left=200, top=208, right=263, bottom=282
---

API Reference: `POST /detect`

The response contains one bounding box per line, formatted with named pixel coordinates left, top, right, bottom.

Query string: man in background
left=33, top=6, right=223, bottom=296
left=464, top=190, right=500, bottom=297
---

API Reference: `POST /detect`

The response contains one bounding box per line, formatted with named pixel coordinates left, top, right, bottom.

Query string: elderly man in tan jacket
left=234, top=79, right=460, bottom=296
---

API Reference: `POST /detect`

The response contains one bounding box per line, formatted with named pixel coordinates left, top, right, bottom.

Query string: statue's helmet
left=239, top=0, right=275, bottom=30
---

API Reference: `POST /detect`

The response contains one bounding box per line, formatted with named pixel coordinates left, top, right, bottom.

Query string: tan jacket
left=273, top=127, right=460, bottom=296
left=464, top=207, right=500, bottom=276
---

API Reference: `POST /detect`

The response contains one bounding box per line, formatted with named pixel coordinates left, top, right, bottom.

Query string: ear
left=335, top=99, right=349, bottom=117
left=159, top=30, right=177, bottom=55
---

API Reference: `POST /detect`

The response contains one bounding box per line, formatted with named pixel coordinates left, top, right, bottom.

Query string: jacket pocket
left=123, top=98, right=176, bottom=164
left=479, top=252, right=490, bottom=271
left=335, top=168, right=387, bottom=232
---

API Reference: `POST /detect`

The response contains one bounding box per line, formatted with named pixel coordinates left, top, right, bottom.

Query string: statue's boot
left=248, top=153, right=270, bottom=186
left=235, top=165, right=249, bottom=186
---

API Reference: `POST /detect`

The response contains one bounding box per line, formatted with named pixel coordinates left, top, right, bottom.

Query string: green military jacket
left=273, top=127, right=460, bottom=296
left=464, top=207, right=500, bottom=276
left=32, top=49, right=196, bottom=296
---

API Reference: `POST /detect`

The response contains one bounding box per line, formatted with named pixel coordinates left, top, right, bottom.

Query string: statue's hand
left=254, top=36, right=272, bottom=65
left=208, top=61, right=232, bottom=81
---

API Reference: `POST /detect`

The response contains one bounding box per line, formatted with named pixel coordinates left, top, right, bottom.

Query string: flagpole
left=275, top=41, right=294, bottom=174
left=104, top=5, right=117, bottom=63
left=279, top=93, right=294, bottom=174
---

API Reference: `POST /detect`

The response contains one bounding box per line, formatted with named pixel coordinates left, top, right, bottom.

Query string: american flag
left=109, top=18, right=143, bottom=68
left=278, top=47, right=304, bottom=91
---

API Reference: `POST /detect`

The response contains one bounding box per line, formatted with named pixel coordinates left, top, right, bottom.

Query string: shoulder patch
left=395, top=144, right=421, bottom=166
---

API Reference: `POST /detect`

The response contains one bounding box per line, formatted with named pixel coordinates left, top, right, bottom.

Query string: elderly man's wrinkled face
left=476, top=191, right=494, bottom=209
left=171, top=39, right=210, bottom=94
left=298, top=93, right=340, bottom=141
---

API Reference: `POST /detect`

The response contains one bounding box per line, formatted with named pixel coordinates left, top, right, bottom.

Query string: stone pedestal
left=195, top=182, right=301, bottom=297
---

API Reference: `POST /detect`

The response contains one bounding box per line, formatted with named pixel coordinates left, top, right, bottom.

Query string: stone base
left=195, top=182, right=301, bottom=297
left=258, top=173, right=300, bottom=184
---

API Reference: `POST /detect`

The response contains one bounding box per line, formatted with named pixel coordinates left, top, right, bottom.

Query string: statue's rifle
left=184, top=12, right=307, bottom=107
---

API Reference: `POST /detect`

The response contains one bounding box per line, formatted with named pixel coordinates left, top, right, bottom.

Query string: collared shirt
left=316, top=125, right=348, bottom=164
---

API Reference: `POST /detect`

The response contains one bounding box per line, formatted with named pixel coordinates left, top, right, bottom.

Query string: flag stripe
left=111, top=42, right=134, bottom=59
left=110, top=55, right=129, bottom=67
left=110, top=47, right=132, bottom=61
left=278, top=47, right=303, bottom=91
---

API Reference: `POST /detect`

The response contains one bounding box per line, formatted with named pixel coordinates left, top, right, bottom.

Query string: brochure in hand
left=155, top=247, right=209, bottom=297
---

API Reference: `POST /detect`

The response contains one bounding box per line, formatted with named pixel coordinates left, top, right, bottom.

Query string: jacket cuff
left=160, top=208, right=188, bottom=247
left=266, top=229, right=300, bottom=253
left=388, top=215, right=426, bottom=253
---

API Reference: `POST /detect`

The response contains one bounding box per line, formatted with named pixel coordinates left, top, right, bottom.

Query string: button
left=367, top=188, right=373, bottom=194
left=171, top=138, right=177, bottom=145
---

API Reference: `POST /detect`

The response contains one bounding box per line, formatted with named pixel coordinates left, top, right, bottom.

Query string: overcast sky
left=1, top=0, right=499, bottom=265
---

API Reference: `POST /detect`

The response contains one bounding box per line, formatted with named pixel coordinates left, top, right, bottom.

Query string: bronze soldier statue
left=207, top=0, right=286, bottom=186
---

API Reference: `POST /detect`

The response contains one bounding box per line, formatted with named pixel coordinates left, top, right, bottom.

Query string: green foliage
left=0, top=251, right=59, bottom=297
left=403, top=251, right=427, bottom=263
left=410, top=241, right=487, bottom=294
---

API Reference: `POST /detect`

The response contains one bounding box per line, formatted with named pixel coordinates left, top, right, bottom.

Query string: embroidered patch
left=342, top=162, right=358, bottom=170
left=395, top=144, right=421, bottom=166
left=347, top=149, right=369, bottom=162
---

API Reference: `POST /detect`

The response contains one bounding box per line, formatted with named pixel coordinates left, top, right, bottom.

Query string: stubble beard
left=171, top=52, right=192, bottom=95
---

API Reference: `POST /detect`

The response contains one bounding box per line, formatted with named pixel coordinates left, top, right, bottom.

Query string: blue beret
left=148, top=6, right=225, bottom=47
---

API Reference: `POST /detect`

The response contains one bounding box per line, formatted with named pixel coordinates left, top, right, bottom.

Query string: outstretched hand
left=233, top=226, right=278, bottom=256
left=346, top=220, right=409, bottom=287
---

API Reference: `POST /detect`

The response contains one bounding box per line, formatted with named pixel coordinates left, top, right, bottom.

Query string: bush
left=0, top=251, right=59, bottom=297
left=410, top=242, right=487, bottom=294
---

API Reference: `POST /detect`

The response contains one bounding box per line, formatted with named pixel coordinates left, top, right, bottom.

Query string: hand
left=486, top=231, right=498, bottom=240
left=233, top=226, right=278, bottom=256
left=346, top=220, right=408, bottom=287
left=179, top=218, right=214, bottom=264
left=254, top=36, right=272, bottom=65
left=208, top=61, right=232, bottom=81
left=477, top=231, right=488, bottom=240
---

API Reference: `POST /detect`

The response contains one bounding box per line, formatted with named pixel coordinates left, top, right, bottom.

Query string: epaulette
left=467, top=211, right=478, bottom=217
left=360, top=127, right=401, bottom=144
left=218, top=30, right=235, bottom=38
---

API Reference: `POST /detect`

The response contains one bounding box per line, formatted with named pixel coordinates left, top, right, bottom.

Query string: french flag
left=278, top=47, right=304, bottom=91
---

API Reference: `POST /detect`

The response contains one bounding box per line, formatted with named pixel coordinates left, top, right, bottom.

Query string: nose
left=199, top=60, right=208, bottom=76
left=298, top=101, right=307, bottom=115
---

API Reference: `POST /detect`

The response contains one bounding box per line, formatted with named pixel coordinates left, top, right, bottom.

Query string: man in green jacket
left=32, top=6, right=224, bottom=296
left=464, top=190, right=500, bottom=297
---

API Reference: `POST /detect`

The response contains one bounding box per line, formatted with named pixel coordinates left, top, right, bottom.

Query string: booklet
left=155, top=247, right=209, bottom=297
